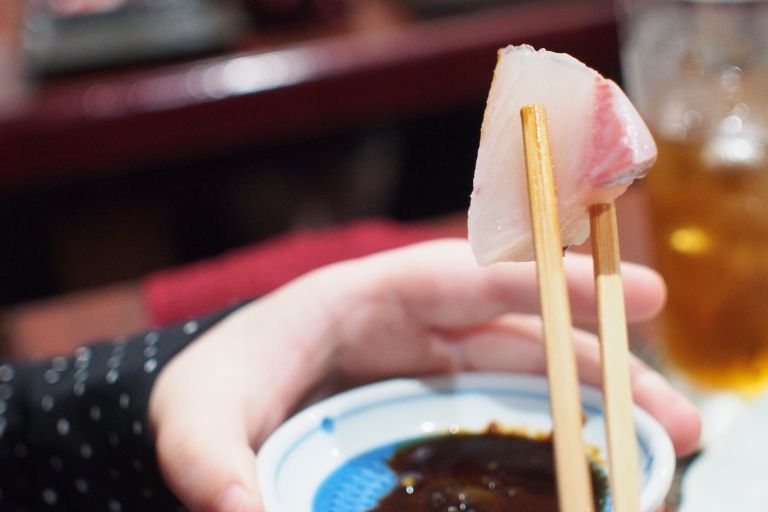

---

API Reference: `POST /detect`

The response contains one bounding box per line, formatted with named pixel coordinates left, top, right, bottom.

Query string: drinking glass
left=619, top=0, right=768, bottom=395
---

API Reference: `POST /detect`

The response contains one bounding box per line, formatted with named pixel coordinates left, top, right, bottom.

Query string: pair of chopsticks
left=521, top=105, right=640, bottom=512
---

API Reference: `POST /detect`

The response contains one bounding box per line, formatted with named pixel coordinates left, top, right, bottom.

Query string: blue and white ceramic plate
left=257, top=372, right=675, bottom=512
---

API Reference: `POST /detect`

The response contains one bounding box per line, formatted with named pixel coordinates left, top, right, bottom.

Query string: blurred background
left=8, top=1, right=768, bottom=505
left=0, top=0, right=626, bottom=357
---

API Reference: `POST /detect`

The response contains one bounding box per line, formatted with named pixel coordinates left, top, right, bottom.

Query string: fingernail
left=216, top=484, right=250, bottom=512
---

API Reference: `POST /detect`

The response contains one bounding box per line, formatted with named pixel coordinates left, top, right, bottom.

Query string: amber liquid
left=646, top=136, right=768, bottom=394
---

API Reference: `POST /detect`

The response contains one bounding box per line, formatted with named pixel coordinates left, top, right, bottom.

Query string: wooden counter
left=0, top=0, right=620, bottom=189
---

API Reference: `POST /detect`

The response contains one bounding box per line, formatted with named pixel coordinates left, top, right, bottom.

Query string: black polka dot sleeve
left=0, top=305, right=239, bottom=512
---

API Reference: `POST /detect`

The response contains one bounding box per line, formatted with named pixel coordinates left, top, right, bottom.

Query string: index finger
left=362, top=239, right=665, bottom=328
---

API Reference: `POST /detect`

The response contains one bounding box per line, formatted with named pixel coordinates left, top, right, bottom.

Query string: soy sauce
left=369, top=425, right=607, bottom=512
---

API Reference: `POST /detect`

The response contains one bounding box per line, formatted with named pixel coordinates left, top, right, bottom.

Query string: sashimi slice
left=468, top=45, right=656, bottom=265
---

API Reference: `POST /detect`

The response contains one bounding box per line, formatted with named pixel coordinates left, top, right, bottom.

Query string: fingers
left=627, top=367, right=701, bottom=456
left=154, top=413, right=262, bottom=512
left=150, top=337, right=265, bottom=512
left=152, top=394, right=263, bottom=512
left=147, top=298, right=338, bottom=512
left=441, top=315, right=700, bottom=455
left=361, top=239, right=665, bottom=328
left=566, top=256, right=666, bottom=322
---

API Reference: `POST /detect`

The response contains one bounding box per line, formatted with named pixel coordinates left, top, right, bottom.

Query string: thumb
left=154, top=403, right=263, bottom=512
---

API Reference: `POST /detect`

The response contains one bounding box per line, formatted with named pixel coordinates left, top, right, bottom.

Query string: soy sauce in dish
left=369, top=424, right=608, bottom=512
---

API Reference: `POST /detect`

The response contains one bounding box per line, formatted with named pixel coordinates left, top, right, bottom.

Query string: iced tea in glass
left=621, top=0, right=768, bottom=394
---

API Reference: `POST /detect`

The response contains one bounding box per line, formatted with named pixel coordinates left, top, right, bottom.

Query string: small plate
left=257, top=372, right=675, bottom=512
left=679, top=388, right=768, bottom=512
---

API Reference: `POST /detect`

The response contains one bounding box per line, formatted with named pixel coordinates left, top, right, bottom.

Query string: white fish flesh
left=468, top=45, right=656, bottom=265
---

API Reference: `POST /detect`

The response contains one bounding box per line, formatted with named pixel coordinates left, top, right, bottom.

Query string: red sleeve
left=141, top=219, right=453, bottom=326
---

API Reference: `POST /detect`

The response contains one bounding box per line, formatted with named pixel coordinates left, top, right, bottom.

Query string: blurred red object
left=142, top=218, right=455, bottom=325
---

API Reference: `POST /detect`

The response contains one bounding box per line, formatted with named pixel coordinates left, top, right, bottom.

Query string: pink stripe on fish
left=585, top=77, right=634, bottom=187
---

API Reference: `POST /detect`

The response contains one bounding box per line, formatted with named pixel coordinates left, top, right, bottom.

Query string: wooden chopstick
left=590, top=203, right=641, bottom=512
left=520, top=104, right=595, bottom=512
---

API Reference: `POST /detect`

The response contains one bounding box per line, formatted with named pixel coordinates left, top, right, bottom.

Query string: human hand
left=149, top=239, right=701, bottom=512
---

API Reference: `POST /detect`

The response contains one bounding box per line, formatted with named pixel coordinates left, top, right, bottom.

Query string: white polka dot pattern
left=0, top=305, right=239, bottom=509
left=0, top=384, right=12, bottom=401
left=74, top=478, right=88, bottom=494
left=0, top=365, right=14, bottom=382
left=144, top=359, right=158, bottom=373
left=41, top=395, right=54, bottom=411
left=182, top=321, right=199, bottom=335
left=56, top=418, right=70, bottom=436
left=42, top=487, right=57, bottom=505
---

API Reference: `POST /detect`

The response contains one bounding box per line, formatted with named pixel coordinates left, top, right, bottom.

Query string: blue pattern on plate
left=320, top=417, right=335, bottom=433
left=276, top=387, right=651, bottom=512
left=313, top=443, right=397, bottom=512
left=312, top=437, right=613, bottom=512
